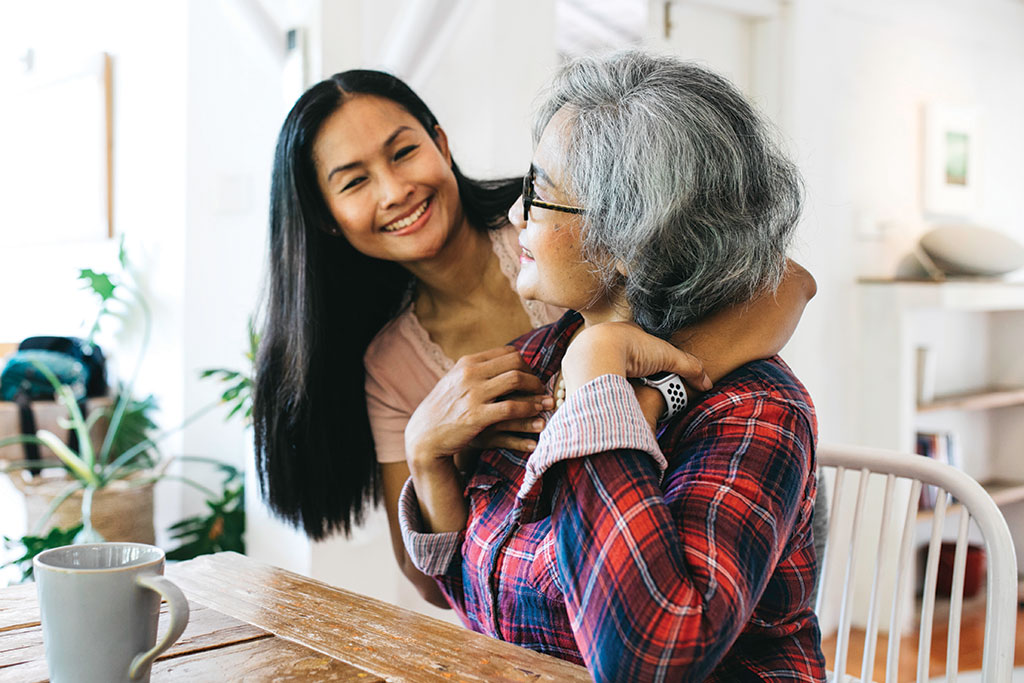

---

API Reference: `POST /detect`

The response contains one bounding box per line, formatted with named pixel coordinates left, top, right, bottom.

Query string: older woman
left=400, top=51, right=825, bottom=681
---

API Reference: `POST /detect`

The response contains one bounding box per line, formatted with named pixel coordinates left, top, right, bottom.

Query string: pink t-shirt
left=364, top=225, right=564, bottom=464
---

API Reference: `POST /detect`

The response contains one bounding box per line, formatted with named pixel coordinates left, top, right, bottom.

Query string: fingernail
left=532, top=419, right=545, bottom=430
left=525, top=441, right=536, bottom=451
left=541, top=397, right=555, bottom=409
left=702, top=375, right=713, bottom=390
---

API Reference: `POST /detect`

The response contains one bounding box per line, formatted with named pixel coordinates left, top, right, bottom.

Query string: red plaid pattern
left=400, top=311, right=825, bottom=682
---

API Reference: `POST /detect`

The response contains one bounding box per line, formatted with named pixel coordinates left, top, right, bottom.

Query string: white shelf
left=918, top=479, right=1024, bottom=520
left=858, top=278, right=1024, bottom=312
left=986, top=480, right=1024, bottom=507
left=917, top=386, right=1024, bottom=413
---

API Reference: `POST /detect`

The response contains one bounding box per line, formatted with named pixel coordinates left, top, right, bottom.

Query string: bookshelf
left=852, top=279, right=1024, bottom=632
left=857, top=279, right=1024, bottom=483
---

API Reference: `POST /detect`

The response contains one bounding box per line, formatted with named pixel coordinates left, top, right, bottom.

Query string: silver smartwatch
left=638, top=372, right=688, bottom=422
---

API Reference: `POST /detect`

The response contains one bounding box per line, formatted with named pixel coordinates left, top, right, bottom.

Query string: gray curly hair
left=533, top=50, right=803, bottom=337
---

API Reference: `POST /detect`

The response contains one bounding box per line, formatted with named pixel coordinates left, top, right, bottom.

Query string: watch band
left=638, top=372, right=688, bottom=421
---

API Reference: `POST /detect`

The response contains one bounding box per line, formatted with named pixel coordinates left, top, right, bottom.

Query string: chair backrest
left=815, top=443, right=1017, bottom=683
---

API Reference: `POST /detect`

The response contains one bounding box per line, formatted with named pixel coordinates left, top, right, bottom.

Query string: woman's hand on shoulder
left=405, top=346, right=554, bottom=470
left=560, top=322, right=711, bottom=411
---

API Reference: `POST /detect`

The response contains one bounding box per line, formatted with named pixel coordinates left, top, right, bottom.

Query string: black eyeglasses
left=522, top=167, right=585, bottom=220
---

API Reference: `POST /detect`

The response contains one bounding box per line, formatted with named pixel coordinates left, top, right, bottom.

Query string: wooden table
left=0, top=551, right=590, bottom=681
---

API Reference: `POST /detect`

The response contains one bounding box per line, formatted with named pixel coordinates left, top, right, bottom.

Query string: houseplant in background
left=0, top=241, right=246, bottom=580
left=1, top=241, right=162, bottom=552
left=164, top=318, right=257, bottom=561
left=0, top=361, right=159, bottom=579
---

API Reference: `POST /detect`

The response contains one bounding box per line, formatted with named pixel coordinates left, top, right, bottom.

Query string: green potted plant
left=0, top=242, right=247, bottom=578
left=1, top=242, right=161, bottom=549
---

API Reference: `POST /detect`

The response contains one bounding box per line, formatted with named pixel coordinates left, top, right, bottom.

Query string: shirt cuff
left=518, top=374, right=667, bottom=501
left=397, top=476, right=462, bottom=576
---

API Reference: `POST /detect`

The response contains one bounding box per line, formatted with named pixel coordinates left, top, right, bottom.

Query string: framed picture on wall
left=0, top=53, right=113, bottom=247
left=922, top=104, right=981, bottom=218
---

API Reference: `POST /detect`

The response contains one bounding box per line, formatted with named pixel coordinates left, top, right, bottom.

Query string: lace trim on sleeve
left=396, top=225, right=557, bottom=376
left=397, top=304, right=455, bottom=376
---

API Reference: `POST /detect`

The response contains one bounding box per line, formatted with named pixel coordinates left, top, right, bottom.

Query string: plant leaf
left=78, top=268, right=118, bottom=301
left=118, top=234, right=128, bottom=269
left=52, top=383, right=94, bottom=469
left=2, top=524, right=84, bottom=581
left=35, top=430, right=98, bottom=486
left=104, top=391, right=159, bottom=467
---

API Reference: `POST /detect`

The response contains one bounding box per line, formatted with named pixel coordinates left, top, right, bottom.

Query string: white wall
left=179, top=0, right=282, bottom=532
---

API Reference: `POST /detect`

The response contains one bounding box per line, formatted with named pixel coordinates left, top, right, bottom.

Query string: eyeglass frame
left=521, top=166, right=586, bottom=220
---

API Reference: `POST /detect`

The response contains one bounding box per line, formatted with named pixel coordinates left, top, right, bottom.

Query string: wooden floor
left=821, top=596, right=1022, bottom=681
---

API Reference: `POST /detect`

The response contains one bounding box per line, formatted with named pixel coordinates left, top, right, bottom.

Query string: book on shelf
left=915, top=430, right=961, bottom=510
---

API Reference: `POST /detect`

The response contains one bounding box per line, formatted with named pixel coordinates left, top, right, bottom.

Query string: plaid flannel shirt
left=400, top=311, right=825, bottom=682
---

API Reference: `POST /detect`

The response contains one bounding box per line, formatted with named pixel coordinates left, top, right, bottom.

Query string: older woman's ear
left=615, top=260, right=629, bottom=278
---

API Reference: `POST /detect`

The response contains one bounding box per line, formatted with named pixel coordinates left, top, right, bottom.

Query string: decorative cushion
left=919, top=225, right=1024, bottom=277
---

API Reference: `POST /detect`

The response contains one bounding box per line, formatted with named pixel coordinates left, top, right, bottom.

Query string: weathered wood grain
left=153, top=635, right=382, bottom=681
left=0, top=624, right=42, bottom=683
left=169, top=552, right=591, bottom=683
left=0, top=583, right=39, bottom=632
left=161, top=601, right=270, bottom=656
left=2, top=553, right=591, bottom=682
left=0, top=598, right=271, bottom=682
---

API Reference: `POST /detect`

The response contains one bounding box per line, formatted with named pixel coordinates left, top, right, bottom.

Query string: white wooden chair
left=816, top=443, right=1017, bottom=683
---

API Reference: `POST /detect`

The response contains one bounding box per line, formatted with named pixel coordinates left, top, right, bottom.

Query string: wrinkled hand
left=405, top=347, right=553, bottom=468
left=561, top=322, right=711, bottom=419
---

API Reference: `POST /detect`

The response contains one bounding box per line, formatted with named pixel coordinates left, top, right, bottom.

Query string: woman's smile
left=518, top=237, right=535, bottom=263
left=382, top=197, right=433, bottom=234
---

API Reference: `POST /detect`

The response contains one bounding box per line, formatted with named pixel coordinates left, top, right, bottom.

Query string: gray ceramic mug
left=33, top=543, right=190, bottom=683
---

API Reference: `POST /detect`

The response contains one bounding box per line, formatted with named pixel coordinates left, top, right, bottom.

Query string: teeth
left=383, top=199, right=429, bottom=232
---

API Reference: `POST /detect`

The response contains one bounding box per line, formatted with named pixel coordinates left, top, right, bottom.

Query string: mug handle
left=128, top=574, right=191, bottom=680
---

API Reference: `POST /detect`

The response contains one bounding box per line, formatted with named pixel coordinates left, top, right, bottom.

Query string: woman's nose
left=508, top=194, right=526, bottom=228
left=378, top=170, right=414, bottom=208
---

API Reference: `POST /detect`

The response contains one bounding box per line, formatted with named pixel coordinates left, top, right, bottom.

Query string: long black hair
left=253, top=70, right=520, bottom=540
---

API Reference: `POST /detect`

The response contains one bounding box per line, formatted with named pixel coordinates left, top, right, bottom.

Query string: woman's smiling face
left=313, top=94, right=464, bottom=263
left=509, top=108, right=622, bottom=322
